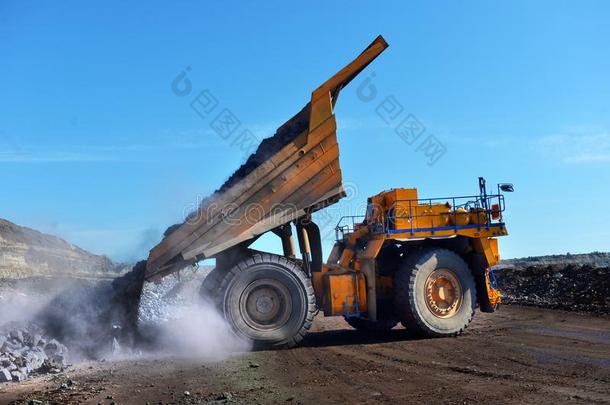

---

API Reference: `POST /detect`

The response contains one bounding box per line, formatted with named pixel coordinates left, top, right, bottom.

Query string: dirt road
left=2, top=306, right=609, bottom=405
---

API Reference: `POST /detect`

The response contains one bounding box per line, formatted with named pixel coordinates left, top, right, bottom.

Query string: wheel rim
left=239, top=278, right=292, bottom=331
left=424, top=268, right=462, bottom=318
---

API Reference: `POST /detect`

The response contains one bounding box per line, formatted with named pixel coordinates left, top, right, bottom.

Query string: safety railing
left=335, top=215, right=366, bottom=240
left=335, top=193, right=506, bottom=240
left=384, top=193, right=506, bottom=236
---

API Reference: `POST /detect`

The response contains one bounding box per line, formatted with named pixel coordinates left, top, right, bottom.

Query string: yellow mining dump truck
left=145, top=36, right=512, bottom=348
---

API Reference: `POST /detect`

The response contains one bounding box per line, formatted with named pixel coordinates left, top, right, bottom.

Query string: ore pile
left=136, top=268, right=210, bottom=347
left=0, top=258, right=144, bottom=383
left=494, top=264, right=610, bottom=314
left=105, top=260, right=148, bottom=347
left=134, top=266, right=250, bottom=359
left=0, top=324, right=68, bottom=382
left=138, top=268, right=209, bottom=325
left=164, top=103, right=311, bottom=237
left=35, top=261, right=147, bottom=359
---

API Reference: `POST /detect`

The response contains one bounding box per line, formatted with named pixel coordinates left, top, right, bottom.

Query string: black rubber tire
left=345, top=316, right=398, bottom=333
left=217, top=253, right=316, bottom=349
left=394, top=248, right=476, bottom=337
left=199, top=267, right=224, bottom=304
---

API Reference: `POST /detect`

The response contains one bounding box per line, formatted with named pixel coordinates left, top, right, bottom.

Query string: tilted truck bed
left=146, top=36, right=388, bottom=280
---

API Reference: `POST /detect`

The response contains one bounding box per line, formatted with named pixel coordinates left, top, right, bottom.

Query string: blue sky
left=1, top=1, right=609, bottom=262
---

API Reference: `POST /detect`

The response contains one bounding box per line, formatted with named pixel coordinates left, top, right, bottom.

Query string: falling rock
left=112, top=337, right=121, bottom=355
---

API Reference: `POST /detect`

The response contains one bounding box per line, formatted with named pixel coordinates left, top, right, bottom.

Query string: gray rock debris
left=0, top=324, right=69, bottom=383
left=0, top=367, right=11, bottom=382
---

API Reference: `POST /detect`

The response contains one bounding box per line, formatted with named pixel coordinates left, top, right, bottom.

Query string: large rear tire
left=394, top=248, right=476, bottom=337
left=345, top=316, right=398, bottom=333
left=217, top=253, right=315, bottom=349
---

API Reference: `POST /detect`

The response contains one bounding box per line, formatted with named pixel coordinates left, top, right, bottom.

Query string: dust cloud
left=136, top=268, right=250, bottom=360
left=1, top=264, right=249, bottom=367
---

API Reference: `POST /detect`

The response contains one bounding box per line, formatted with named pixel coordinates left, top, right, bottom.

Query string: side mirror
left=499, top=184, right=514, bottom=192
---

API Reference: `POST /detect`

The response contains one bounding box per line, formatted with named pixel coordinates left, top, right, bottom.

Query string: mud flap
left=470, top=252, right=501, bottom=313
left=475, top=270, right=501, bottom=313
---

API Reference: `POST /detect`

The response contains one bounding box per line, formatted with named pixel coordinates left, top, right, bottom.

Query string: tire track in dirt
left=266, top=307, right=610, bottom=404
left=2, top=306, right=610, bottom=405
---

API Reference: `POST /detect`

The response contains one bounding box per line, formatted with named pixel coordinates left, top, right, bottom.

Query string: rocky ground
left=0, top=277, right=106, bottom=382
left=494, top=264, right=610, bottom=314
left=1, top=306, right=609, bottom=405
left=0, top=263, right=145, bottom=382
left=0, top=217, right=137, bottom=382
left=1, top=251, right=609, bottom=402
left=0, top=264, right=232, bottom=384
left=0, top=324, right=68, bottom=383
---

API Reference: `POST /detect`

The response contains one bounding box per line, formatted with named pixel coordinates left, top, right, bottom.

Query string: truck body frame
left=144, top=36, right=511, bottom=347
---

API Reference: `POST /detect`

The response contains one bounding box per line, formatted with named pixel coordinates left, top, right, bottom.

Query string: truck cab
left=318, top=177, right=512, bottom=336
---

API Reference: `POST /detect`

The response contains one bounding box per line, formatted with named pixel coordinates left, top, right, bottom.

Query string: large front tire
left=394, top=248, right=476, bottom=337
left=217, top=253, right=315, bottom=349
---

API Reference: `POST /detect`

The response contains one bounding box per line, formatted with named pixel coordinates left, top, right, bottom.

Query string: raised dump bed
left=146, top=36, right=389, bottom=280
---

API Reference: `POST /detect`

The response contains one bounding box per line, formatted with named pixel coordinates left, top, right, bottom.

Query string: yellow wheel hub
left=424, top=268, right=462, bottom=318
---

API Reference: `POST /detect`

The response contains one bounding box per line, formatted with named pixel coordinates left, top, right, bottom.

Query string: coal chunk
left=494, top=264, right=610, bottom=314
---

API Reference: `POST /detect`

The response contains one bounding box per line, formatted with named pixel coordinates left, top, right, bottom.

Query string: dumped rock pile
left=135, top=267, right=249, bottom=359
left=0, top=261, right=220, bottom=383
left=494, top=264, right=610, bottom=314
left=0, top=215, right=243, bottom=385
left=35, top=261, right=147, bottom=359
left=0, top=262, right=148, bottom=384
left=0, top=324, right=68, bottom=382
left=138, top=267, right=209, bottom=326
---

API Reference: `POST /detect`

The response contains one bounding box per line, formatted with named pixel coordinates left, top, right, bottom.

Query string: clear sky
left=1, top=1, right=609, bottom=263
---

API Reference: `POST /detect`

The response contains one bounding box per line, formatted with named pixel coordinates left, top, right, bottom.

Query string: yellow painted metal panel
left=146, top=36, right=389, bottom=279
